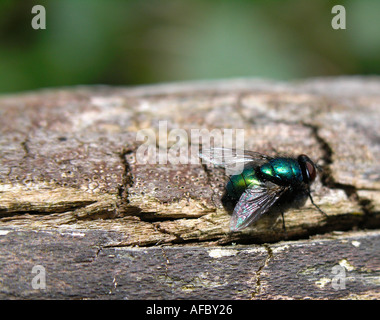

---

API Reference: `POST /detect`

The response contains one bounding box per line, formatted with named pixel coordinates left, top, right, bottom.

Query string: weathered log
left=0, top=228, right=378, bottom=299
left=0, top=77, right=379, bottom=299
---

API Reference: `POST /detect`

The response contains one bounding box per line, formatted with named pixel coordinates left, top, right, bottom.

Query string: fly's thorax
left=226, top=167, right=261, bottom=199
left=259, top=158, right=303, bottom=186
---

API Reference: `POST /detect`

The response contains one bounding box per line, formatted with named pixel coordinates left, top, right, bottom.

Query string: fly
left=199, top=147, right=327, bottom=231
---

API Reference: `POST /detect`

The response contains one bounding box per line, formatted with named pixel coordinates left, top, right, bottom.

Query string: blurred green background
left=1, top=0, right=380, bottom=93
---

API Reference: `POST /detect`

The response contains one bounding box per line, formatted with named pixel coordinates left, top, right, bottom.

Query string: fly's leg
left=281, top=211, right=288, bottom=239
left=308, top=190, right=328, bottom=218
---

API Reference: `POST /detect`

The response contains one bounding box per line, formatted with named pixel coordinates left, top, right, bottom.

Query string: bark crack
left=200, top=161, right=218, bottom=209
left=251, top=244, right=273, bottom=299
left=303, top=122, right=377, bottom=220
left=21, top=137, right=32, bottom=159
left=116, top=146, right=135, bottom=216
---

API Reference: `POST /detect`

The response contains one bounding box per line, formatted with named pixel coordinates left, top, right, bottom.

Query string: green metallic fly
left=199, top=148, right=327, bottom=231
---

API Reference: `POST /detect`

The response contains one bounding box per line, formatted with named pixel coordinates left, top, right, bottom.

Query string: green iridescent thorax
left=226, top=167, right=261, bottom=199
left=260, top=158, right=303, bottom=185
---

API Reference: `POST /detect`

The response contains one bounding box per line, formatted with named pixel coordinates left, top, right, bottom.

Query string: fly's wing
left=199, top=147, right=273, bottom=175
left=230, top=182, right=288, bottom=231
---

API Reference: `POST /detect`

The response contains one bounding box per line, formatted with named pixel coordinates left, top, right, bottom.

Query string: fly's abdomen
left=260, top=158, right=303, bottom=185
left=226, top=168, right=261, bottom=199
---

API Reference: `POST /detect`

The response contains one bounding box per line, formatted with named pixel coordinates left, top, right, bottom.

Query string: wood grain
left=0, top=77, right=379, bottom=298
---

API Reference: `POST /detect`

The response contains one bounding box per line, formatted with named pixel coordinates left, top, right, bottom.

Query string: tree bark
left=0, top=77, right=379, bottom=299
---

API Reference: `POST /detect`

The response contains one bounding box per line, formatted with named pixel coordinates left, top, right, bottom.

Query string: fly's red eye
left=306, top=161, right=316, bottom=182
left=298, top=154, right=317, bottom=184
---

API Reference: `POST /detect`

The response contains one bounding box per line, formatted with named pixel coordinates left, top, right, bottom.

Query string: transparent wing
left=199, top=147, right=272, bottom=175
left=230, top=182, right=288, bottom=231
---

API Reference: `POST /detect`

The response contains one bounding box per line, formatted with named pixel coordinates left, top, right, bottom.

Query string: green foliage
left=0, top=0, right=379, bottom=93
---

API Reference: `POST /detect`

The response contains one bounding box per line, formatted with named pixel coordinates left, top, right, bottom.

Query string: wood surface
left=0, top=77, right=379, bottom=299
